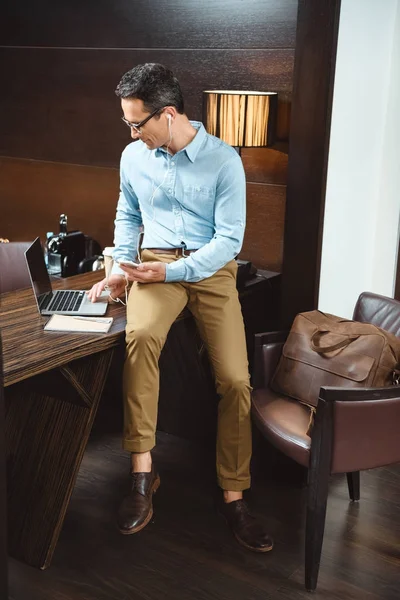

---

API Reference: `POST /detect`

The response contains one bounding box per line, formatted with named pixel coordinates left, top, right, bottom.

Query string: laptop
left=25, top=237, right=108, bottom=316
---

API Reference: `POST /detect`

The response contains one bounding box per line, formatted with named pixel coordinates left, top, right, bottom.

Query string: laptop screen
left=24, top=237, right=52, bottom=309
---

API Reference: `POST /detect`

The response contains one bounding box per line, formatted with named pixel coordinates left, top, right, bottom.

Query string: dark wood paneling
left=0, top=47, right=294, bottom=167
left=0, top=157, right=118, bottom=250
left=242, top=148, right=288, bottom=185
left=0, top=158, right=285, bottom=271
left=240, top=183, right=286, bottom=271
left=1, top=0, right=297, bottom=49
left=281, top=0, right=341, bottom=326
left=276, top=92, right=292, bottom=140
left=0, top=0, right=295, bottom=292
left=0, top=335, right=7, bottom=600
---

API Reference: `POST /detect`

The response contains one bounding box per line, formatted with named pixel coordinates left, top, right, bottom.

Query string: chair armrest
left=254, top=330, right=289, bottom=346
left=316, top=385, right=400, bottom=473
left=253, top=331, right=289, bottom=390
left=319, top=385, right=400, bottom=403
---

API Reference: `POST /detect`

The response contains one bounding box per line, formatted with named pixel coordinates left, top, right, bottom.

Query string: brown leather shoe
left=117, top=466, right=160, bottom=535
left=219, top=499, right=273, bottom=553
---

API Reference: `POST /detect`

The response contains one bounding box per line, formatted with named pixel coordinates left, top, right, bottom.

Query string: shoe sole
left=233, top=532, right=273, bottom=553
left=118, top=475, right=160, bottom=535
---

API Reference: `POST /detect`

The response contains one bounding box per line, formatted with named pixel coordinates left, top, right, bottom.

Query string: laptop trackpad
left=80, top=290, right=109, bottom=314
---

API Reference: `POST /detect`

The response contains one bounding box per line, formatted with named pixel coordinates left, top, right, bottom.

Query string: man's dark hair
left=115, top=63, right=184, bottom=114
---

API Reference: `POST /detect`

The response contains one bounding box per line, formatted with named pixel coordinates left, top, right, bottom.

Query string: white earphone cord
left=138, top=113, right=173, bottom=266
left=108, top=117, right=174, bottom=305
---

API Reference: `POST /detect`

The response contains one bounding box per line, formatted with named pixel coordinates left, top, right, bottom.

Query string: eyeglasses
left=121, top=107, right=165, bottom=133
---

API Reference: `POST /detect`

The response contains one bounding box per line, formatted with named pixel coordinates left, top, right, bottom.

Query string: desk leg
left=0, top=339, right=8, bottom=600
left=5, top=348, right=114, bottom=569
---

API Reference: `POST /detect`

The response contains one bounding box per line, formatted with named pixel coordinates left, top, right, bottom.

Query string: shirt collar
left=184, top=121, right=206, bottom=162
left=155, top=121, right=206, bottom=163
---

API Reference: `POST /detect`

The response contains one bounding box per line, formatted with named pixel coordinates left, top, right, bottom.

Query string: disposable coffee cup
left=102, top=247, right=114, bottom=281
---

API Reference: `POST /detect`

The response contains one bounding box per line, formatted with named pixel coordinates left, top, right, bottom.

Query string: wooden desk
left=0, top=334, right=8, bottom=600
left=1, top=269, right=280, bottom=570
left=1, top=272, right=125, bottom=570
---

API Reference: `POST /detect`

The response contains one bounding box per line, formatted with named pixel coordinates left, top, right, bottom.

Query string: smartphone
left=116, top=260, right=140, bottom=269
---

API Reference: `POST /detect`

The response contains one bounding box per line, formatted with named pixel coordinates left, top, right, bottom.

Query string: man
left=89, top=63, right=273, bottom=553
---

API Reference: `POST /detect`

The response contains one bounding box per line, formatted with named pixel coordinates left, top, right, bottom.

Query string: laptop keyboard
left=47, top=290, right=84, bottom=312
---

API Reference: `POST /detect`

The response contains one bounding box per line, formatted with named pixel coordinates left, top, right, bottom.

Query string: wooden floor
left=8, top=399, right=400, bottom=600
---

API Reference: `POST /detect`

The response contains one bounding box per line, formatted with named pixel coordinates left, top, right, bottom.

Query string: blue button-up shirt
left=112, top=121, right=246, bottom=282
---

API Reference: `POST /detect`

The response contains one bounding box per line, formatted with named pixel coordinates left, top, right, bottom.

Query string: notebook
left=44, top=314, right=113, bottom=333
left=25, top=237, right=108, bottom=316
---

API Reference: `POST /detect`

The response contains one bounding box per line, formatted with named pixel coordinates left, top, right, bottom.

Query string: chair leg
left=346, top=471, right=360, bottom=501
left=305, top=460, right=330, bottom=591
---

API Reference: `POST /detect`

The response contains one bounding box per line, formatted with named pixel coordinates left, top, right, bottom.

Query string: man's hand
left=120, top=261, right=166, bottom=283
left=87, top=274, right=126, bottom=302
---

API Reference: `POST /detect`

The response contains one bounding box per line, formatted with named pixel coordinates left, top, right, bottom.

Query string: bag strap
left=310, top=330, right=360, bottom=353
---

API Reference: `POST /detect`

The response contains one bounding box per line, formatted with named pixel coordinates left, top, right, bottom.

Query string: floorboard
left=8, top=400, right=400, bottom=600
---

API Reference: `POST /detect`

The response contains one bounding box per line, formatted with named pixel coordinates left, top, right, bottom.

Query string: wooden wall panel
left=0, top=0, right=297, bottom=49
left=241, top=149, right=288, bottom=185
left=240, top=183, right=286, bottom=271
left=276, top=92, right=292, bottom=140
left=281, top=0, right=341, bottom=323
left=1, top=158, right=286, bottom=270
left=0, top=48, right=294, bottom=168
left=1, top=0, right=297, bottom=273
left=0, top=158, right=118, bottom=249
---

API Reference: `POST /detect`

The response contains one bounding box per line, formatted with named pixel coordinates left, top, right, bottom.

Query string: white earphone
left=167, top=113, right=172, bottom=139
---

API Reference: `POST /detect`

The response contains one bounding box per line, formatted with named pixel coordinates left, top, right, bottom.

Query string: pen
left=71, top=317, right=112, bottom=324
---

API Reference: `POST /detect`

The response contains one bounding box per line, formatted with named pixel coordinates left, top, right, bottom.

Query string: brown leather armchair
left=0, top=242, right=32, bottom=295
left=251, top=292, right=400, bottom=592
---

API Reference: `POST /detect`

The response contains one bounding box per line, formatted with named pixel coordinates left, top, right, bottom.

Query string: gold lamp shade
left=203, top=90, right=278, bottom=148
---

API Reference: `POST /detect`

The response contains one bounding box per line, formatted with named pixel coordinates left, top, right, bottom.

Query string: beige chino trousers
left=123, top=249, right=252, bottom=491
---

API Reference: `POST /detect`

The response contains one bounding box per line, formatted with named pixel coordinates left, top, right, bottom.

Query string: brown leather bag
left=271, top=310, right=400, bottom=408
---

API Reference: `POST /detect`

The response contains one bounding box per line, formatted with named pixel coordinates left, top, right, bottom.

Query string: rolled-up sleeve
left=111, top=153, right=143, bottom=276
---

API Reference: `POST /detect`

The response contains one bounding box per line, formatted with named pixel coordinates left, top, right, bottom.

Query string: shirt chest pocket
left=183, top=185, right=214, bottom=215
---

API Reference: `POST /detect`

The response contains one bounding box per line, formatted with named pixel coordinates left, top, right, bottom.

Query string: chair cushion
left=252, top=388, right=311, bottom=467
